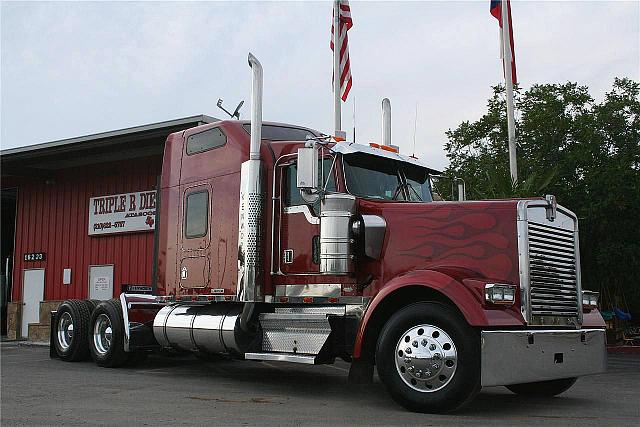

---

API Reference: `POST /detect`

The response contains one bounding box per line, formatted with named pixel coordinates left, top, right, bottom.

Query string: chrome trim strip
left=283, top=205, right=319, bottom=225
left=275, top=283, right=341, bottom=297
left=120, top=293, right=130, bottom=352
left=244, top=352, right=316, bottom=364
left=271, top=296, right=371, bottom=305
left=271, top=153, right=297, bottom=275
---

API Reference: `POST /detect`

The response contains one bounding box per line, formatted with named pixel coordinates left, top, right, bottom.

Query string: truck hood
left=357, top=199, right=521, bottom=288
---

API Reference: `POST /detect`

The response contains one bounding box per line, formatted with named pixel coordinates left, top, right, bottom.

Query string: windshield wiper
left=406, top=182, right=422, bottom=201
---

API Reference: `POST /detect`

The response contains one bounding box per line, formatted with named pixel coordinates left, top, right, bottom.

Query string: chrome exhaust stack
left=382, top=98, right=391, bottom=146
left=237, top=53, right=264, bottom=304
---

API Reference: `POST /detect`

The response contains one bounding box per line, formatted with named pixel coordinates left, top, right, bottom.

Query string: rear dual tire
left=53, top=300, right=94, bottom=361
left=88, top=299, right=129, bottom=368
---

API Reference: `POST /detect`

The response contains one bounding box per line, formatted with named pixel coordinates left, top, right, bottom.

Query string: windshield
left=343, top=153, right=433, bottom=202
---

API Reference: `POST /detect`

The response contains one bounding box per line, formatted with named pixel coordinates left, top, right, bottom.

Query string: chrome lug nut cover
left=93, top=313, right=113, bottom=356
left=394, top=324, right=458, bottom=393
left=57, top=312, right=74, bottom=351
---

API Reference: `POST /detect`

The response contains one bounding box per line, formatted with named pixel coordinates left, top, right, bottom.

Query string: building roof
left=1, top=115, right=218, bottom=178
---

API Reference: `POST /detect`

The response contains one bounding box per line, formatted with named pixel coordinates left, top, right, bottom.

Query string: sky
left=1, top=0, right=638, bottom=170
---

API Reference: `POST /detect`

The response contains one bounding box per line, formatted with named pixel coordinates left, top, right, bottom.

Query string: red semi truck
left=50, top=54, right=606, bottom=413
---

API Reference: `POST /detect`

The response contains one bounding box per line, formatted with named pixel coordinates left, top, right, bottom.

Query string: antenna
left=352, top=96, right=356, bottom=142
left=217, top=99, right=245, bottom=119
left=412, top=103, right=418, bottom=158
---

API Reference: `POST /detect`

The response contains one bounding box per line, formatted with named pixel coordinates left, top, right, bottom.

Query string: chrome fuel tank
left=153, top=304, right=253, bottom=355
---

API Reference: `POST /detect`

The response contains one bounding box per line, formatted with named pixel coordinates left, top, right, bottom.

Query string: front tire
left=506, top=377, right=578, bottom=397
left=53, top=300, right=92, bottom=361
left=89, top=299, right=129, bottom=367
left=376, top=302, right=480, bottom=413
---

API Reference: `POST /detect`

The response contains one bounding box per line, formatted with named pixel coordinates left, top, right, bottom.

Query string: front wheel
left=506, top=377, right=578, bottom=397
left=376, top=302, right=480, bottom=413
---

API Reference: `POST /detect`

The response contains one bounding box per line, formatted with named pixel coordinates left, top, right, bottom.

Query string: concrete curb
left=18, top=341, right=49, bottom=348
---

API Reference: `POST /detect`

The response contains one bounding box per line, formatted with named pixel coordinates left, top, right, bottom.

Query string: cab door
left=178, top=184, right=212, bottom=289
left=278, top=158, right=337, bottom=274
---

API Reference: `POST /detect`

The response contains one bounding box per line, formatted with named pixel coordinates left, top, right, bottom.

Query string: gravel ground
left=1, top=343, right=639, bottom=426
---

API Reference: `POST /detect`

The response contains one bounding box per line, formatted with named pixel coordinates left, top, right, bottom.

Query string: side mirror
left=296, top=146, right=318, bottom=190
left=296, top=145, right=320, bottom=205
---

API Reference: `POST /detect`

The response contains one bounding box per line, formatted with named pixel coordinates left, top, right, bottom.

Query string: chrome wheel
left=57, top=312, right=74, bottom=350
left=394, top=324, right=458, bottom=393
left=93, top=313, right=113, bottom=356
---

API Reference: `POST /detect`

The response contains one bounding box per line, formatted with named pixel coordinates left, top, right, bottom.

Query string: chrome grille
left=527, top=221, right=579, bottom=317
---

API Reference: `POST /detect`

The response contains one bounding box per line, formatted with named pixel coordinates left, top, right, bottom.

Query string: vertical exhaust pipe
left=237, top=53, right=264, bottom=314
left=248, top=53, right=263, bottom=160
left=382, top=98, right=391, bottom=146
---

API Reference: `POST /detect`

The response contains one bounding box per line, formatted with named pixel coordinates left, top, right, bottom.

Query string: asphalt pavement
left=1, top=343, right=638, bottom=426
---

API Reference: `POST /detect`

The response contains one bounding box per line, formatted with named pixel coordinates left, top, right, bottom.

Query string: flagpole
left=501, top=0, right=518, bottom=184
left=333, top=0, right=342, bottom=134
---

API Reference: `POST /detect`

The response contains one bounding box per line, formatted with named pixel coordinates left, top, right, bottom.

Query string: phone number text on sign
left=88, top=190, right=156, bottom=236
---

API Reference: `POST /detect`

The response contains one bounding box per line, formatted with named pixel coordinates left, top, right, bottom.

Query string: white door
left=89, top=265, right=114, bottom=301
left=22, top=269, right=45, bottom=338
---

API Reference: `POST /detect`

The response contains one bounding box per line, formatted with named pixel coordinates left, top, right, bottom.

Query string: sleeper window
left=186, top=128, right=227, bottom=155
left=184, top=191, right=209, bottom=238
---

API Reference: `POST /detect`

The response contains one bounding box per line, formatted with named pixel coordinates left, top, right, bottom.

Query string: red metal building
left=0, top=115, right=217, bottom=339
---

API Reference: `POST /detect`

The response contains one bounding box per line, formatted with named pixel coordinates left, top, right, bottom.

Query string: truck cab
left=50, top=54, right=606, bottom=414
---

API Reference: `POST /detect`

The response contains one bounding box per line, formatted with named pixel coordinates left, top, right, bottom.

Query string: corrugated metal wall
left=11, top=155, right=162, bottom=301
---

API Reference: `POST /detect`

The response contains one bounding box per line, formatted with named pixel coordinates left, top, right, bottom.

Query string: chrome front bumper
left=481, top=329, right=606, bottom=387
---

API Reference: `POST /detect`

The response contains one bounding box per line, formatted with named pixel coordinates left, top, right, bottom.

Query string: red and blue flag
left=490, top=0, right=517, bottom=84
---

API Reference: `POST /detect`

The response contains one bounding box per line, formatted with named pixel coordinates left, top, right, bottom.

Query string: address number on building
left=24, top=252, right=46, bottom=262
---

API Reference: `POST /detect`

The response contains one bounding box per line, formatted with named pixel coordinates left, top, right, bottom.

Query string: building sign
left=88, top=190, right=156, bottom=236
left=93, top=276, right=111, bottom=293
left=24, top=252, right=46, bottom=262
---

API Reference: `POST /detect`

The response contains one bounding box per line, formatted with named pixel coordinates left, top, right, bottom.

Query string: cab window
left=283, top=158, right=337, bottom=207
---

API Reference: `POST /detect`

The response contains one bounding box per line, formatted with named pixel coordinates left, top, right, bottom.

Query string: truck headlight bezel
left=582, top=290, right=599, bottom=310
left=484, top=283, right=517, bottom=306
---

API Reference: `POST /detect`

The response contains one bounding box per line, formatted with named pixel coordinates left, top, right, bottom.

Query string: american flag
left=490, top=0, right=517, bottom=84
left=330, top=0, right=353, bottom=102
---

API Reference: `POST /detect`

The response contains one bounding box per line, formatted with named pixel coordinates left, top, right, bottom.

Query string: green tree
left=441, top=78, right=640, bottom=316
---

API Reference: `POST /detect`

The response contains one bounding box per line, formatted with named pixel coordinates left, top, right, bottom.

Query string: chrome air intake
left=320, top=193, right=356, bottom=274
left=153, top=304, right=253, bottom=355
left=517, top=197, right=582, bottom=326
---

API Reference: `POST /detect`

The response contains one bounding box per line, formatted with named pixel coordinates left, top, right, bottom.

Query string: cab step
left=259, top=312, right=332, bottom=355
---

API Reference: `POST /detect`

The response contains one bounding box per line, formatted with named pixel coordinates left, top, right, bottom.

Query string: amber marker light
left=380, top=145, right=399, bottom=153
left=582, top=291, right=599, bottom=310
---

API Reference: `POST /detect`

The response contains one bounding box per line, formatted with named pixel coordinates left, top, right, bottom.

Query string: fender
left=582, top=308, right=606, bottom=328
left=352, top=269, right=525, bottom=359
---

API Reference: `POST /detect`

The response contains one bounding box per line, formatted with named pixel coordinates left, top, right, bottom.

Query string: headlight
left=485, top=283, right=517, bottom=306
left=582, top=290, right=599, bottom=310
